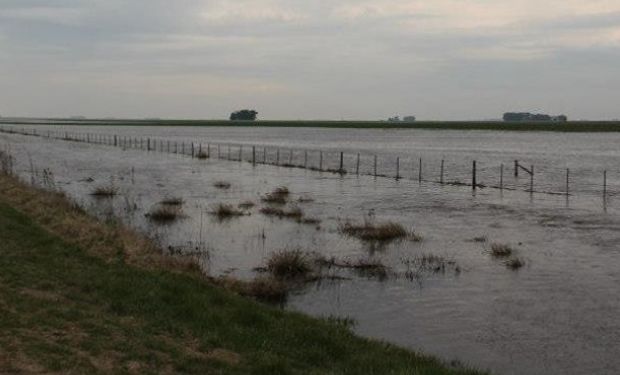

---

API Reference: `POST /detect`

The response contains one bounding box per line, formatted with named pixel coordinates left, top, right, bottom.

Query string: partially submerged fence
left=0, top=125, right=617, bottom=200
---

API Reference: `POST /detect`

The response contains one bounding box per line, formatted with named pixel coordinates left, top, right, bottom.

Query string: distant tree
left=388, top=116, right=401, bottom=122
left=230, top=109, right=258, bottom=121
left=403, top=116, right=416, bottom=122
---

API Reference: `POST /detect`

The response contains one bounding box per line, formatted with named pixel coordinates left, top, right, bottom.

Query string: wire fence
left=1, top=125, right=618, bottom=200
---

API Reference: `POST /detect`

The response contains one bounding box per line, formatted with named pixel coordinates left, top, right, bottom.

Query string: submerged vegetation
left=266, top=249, right=312, bottom=279
left=90, top=185, right=118, bottom=197
left=146, top=205, right=184, bottom=223
left=213, top=181, right=231, bottom=189
left=261, top=186, right=290, bottom=204
left=260, top=206, right=303, bottom=219
left=211, top=203, right=246, bottom=219
left=160, top=196, right=184, bottom=206
left=489, top=243, right=514, bottom=258
left=340, top=221, right=411, bottom=242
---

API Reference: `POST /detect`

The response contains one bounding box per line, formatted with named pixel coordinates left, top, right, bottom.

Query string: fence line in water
left=0, top=125, right=616, bottom=200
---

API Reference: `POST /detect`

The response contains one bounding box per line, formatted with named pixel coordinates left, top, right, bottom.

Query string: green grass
left=0, top=200, right=485, bottom=374
left=4, top=118, right=620, bottom=132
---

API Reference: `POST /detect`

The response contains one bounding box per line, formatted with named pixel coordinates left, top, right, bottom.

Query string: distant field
left=3, top=118, right=620, bottom=132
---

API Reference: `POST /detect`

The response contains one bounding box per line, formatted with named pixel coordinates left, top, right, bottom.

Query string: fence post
left=418, top=158, right=422, bottom=182
left=319, top=151, right=323, bottom=170
left=530, top=165, right=534, bottom=193
left=500, top=164, right=504, bottom=190
left=198, top=143, right=202, bottom=155
left=566, top=168, right=570, bottom=195
left=356, top=153, right=360, bottom=175
left=440, top=159, right=445, bottom=184
left=514, top=160, right=519, bottom=177
left=252, top=146, right=256, bottom=165
left=114, top=135, right=118, bottom=147
left=396, top=157, right=400, bottom=180
left=339, top=152, right=344, bottom=171
left=373, top=155, right=377, bottom=177
left=191, top=142, right=194, bottom=157
left=603, top=170, right=607, bottom=198
left=472, top=160, right=477, bottom=190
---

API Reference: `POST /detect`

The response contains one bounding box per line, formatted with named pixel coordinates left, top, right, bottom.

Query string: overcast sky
left=1, top=1, right=619, bottom=120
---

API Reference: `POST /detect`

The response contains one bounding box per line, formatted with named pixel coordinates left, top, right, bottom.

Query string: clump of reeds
left=196, top=151, right=209, bottom=159
left=261, top=186, right=290, bottom=204
left=213, top=181, right=231, bottom=189
left=238, top=201, right=255, bottom=210
left=211, top=203, right=245, bottom=219
left=146, top=205, right=184, bottom=224
left=505, top=257, right=525, bottom=270
left=260, top=206, right=303, bottom=219
left=490, top=243, right=514, bottom=258
left=160, top=197, right=184, bottom=206
left=340, top=221, right=409, bottom=242
left=90, top=186, right=118, bottom=197
left=266, top=249, right=312, bottom=279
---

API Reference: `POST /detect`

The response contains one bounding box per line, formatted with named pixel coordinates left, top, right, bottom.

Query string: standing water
left=1, top=124, right=619, bottom=375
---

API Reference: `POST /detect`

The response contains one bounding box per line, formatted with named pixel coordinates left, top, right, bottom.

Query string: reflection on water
left=2, top=129, right=620, bottom=375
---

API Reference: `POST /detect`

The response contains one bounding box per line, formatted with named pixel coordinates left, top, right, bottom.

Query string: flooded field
left=2, top=126, right=620, bottom=375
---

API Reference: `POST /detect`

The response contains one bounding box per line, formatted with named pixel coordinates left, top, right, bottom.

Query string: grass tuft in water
left=261, top=186, right=290, bottom=204
left=490, top=243, right=514, bottom=258
left=260, top=206, right=303, bottom=219
left=505, top=257, right=525, bottom=270
left=90, top=186, right=118, bottom=197
left=211, top=203, right=245, bottom=219
left=160, top=197, right=184, bottom=206
left=340, top=221, right=409, bottom=242
left=213, top=181, right=231, bottom=189
left=146, top=205, right=183, bottom=224
left=267, top=249, right=312, bottom=279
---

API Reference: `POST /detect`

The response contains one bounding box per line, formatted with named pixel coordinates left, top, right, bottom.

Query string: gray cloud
left=0, top=1, right=619, bottom=120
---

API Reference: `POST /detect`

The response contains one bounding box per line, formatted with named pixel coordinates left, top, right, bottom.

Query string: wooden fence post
left=418, top=158, right=422, bottom=182
left=472, top=160, right=477, bottom=190
left=356, top=153, right=360, bottom=175
left=252, top=146, right=256, bottom=165
left=396, top=157, right=400, bottom=180
left=373, top=155, right=377, bottom=177
left=500, top=164, right=504, bottom=190
left=440, top=159, right=444, bottom=184
left=530, top=165, right=534, bottom=193
left=566, top=168, right=570, bottom=195
left=514, top=160, right=519, bottom=177
left=604, top=170, right=607, bottom=197
left=339, top=152, right=344, bottom=171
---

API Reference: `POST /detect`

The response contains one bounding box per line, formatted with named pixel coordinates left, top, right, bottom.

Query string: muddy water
left=2, top=128, right=620, bottom=375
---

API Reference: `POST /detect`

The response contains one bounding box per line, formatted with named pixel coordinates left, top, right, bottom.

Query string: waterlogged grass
left=0, top=176, right=486, bottom=374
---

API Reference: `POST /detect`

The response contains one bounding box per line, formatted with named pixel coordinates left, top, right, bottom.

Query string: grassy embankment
left=3, top=118, right=620, bottom=132
left=0, top=174, right=485, bottom=374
